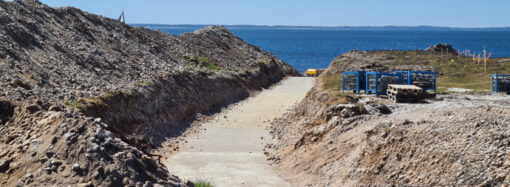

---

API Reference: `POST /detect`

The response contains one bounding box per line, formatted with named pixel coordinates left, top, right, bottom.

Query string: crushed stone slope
left=0, top=0, right=300, bottom=186
left=269, top=51, right=510, bottom=186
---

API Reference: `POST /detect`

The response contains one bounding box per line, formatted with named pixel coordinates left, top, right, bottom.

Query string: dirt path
left=163, top=77, right=314, bottom=187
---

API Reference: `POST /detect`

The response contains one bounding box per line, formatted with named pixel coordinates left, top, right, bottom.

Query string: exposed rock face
left=0, top=0, right=299, bottom=186
left=425, top=43, right=459, bottom=56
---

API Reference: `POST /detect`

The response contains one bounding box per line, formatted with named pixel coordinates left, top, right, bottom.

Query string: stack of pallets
left=387, top=84, right=424, bottom=103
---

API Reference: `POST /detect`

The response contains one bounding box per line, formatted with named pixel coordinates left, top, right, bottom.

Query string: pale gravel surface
left=163, top=77, right=314, bottom=187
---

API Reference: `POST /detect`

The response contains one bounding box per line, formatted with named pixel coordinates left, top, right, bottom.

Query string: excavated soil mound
left=0, top=0, right=299, bottom=186
left=268, top=50, right=510, bottom=186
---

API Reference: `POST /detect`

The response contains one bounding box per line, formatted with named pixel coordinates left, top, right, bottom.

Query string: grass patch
left=206, top=64, right=220, bottom=70
left=257, top=56, right=271, bottom=65
left=321, top=73, right=362, bottom=106
left=193, top=179, right=213, bottom=187
left=81, top=97, right=102, bottom=104
left=322, top=73, right=343, bottom=91
left=64, top=99, right=83, bottom=108
left=65, top=96, right=106, bottom=109
left=197, top=57, right=209, bottom=63
left=136, top=81, right=149, bottom=86
left=233, top=69, right=246, bottom=74
left=431, top=57, right=507, bottom=93
left=197, top=57, right=221, bottom=70
left=101, top=92, right=115, bottom=99
left=371, top=51, right=510, bottom=92
left=325, top=50, right=510, bottom=93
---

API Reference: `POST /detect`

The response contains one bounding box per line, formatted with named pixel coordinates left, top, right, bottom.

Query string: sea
left=137, top=25, right=510, bottom=73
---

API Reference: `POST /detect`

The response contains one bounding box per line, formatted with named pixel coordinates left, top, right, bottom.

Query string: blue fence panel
left=366, top=72, right=403, bottom=96
left=395, top=71, right=437, bottom=94
left=342, top=71, right=366, bottom=94
left=492, top=74, right=510, bottom=93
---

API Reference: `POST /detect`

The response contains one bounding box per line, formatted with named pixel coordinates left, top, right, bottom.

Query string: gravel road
left=163, top=77, right=314, bottom=187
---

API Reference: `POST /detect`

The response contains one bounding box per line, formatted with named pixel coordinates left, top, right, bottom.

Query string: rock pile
left=425, top=43, right=459, bottom=56
left=0, top=101, right=186, bottom=186
left=268, top=51, right=510, bottom=186
left=353, top=103, right=510, bottom=186
left=0, top=0, right=299, bottom=186
left=0, top=0, right=298, bottom=104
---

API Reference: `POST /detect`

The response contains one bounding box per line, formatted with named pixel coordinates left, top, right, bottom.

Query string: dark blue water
left=142, top=25, right=510, bottom=73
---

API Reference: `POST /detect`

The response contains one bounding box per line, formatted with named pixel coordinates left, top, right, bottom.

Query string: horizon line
left=129, top=23, right=510, bottom=29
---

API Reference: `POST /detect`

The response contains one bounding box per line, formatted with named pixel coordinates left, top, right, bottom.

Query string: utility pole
left=483, top=47, right=487, bottom=73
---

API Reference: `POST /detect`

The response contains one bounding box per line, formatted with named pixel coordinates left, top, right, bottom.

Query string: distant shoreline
left=131, top=24, right=510, bottom=31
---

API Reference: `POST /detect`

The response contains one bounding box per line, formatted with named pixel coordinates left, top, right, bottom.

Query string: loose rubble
left=0, top=0, right=299, bottom=186
left=268, top=51, right=510, bottom=186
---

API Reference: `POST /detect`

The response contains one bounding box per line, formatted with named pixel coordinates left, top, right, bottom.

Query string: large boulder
left=426, top=43, right=459, bottom=56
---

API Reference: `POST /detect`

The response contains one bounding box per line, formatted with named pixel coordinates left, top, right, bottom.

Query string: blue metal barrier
left=365, top=72, right=403, bottom=96
left=342, top=71, right=366, bottom=94
left=396, top=71, right=437, bottom=94
left=492, top=74, right=510, bottom=93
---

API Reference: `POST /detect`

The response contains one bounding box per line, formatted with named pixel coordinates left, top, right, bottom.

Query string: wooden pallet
left=387, top=84, right=424, bottom=103
left=388, top=94, right=422, bottom=103
left=387, top=84, right=422, bottom=94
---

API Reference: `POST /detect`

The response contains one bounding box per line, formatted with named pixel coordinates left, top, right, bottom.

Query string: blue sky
left=39, top=0, right=508, bottom=27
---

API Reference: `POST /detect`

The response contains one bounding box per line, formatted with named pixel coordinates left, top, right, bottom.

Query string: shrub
left=256, top=56, right=271, bottom=65
left=206, top=63, right=220, bottom=70
left=197, top=57, right=221, bottom=70
left=64, top=99, right=82, bottom=108
left=194, top=179, right=213, bottom=187
left=136, top=81, right=149, bottom=86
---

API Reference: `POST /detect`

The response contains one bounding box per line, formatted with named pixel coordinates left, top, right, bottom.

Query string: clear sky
left=38, top=0, right=508, bottom=27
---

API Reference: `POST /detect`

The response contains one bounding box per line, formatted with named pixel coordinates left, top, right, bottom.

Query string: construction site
left=342, top=70, right=437, bottom=102
left=341, top=69, right=510, bottom=103
left=1, top=1, right=510, bottom=186
left=267, top=49, right=510, bottom=186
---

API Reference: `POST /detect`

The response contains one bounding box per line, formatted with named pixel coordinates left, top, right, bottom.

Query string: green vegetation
left=233, top=69, right=246, bottom=75
left=206, top=63, right=220, bottom=70
left=322, top=73, right=343, bottom=91
left=65, top=96, right=106, bottom=109
left=99, top=92, right=116, bottom=100
left=64, top=99, right=83, bottom=108
left=321, top=73, right=357, bottom=105
left=197, top=57, right=221, bottom=70
left=193, top=180, right=213, bottom=187
left=370, top=51, right=510, bottom=92
left=197, top=57, right=209, bottom=63
left=324, top=51, right=510, bottom=93
left=136, top=81, right=149, bottom=86
left=82, top=97, right=102, bottom=104
left=433, top=60, right=495, bottom=93
left=256, top=56, right=271, bottom=65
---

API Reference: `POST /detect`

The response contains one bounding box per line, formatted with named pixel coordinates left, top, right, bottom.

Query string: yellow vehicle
left=305, top=69, right=319, bottom=77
